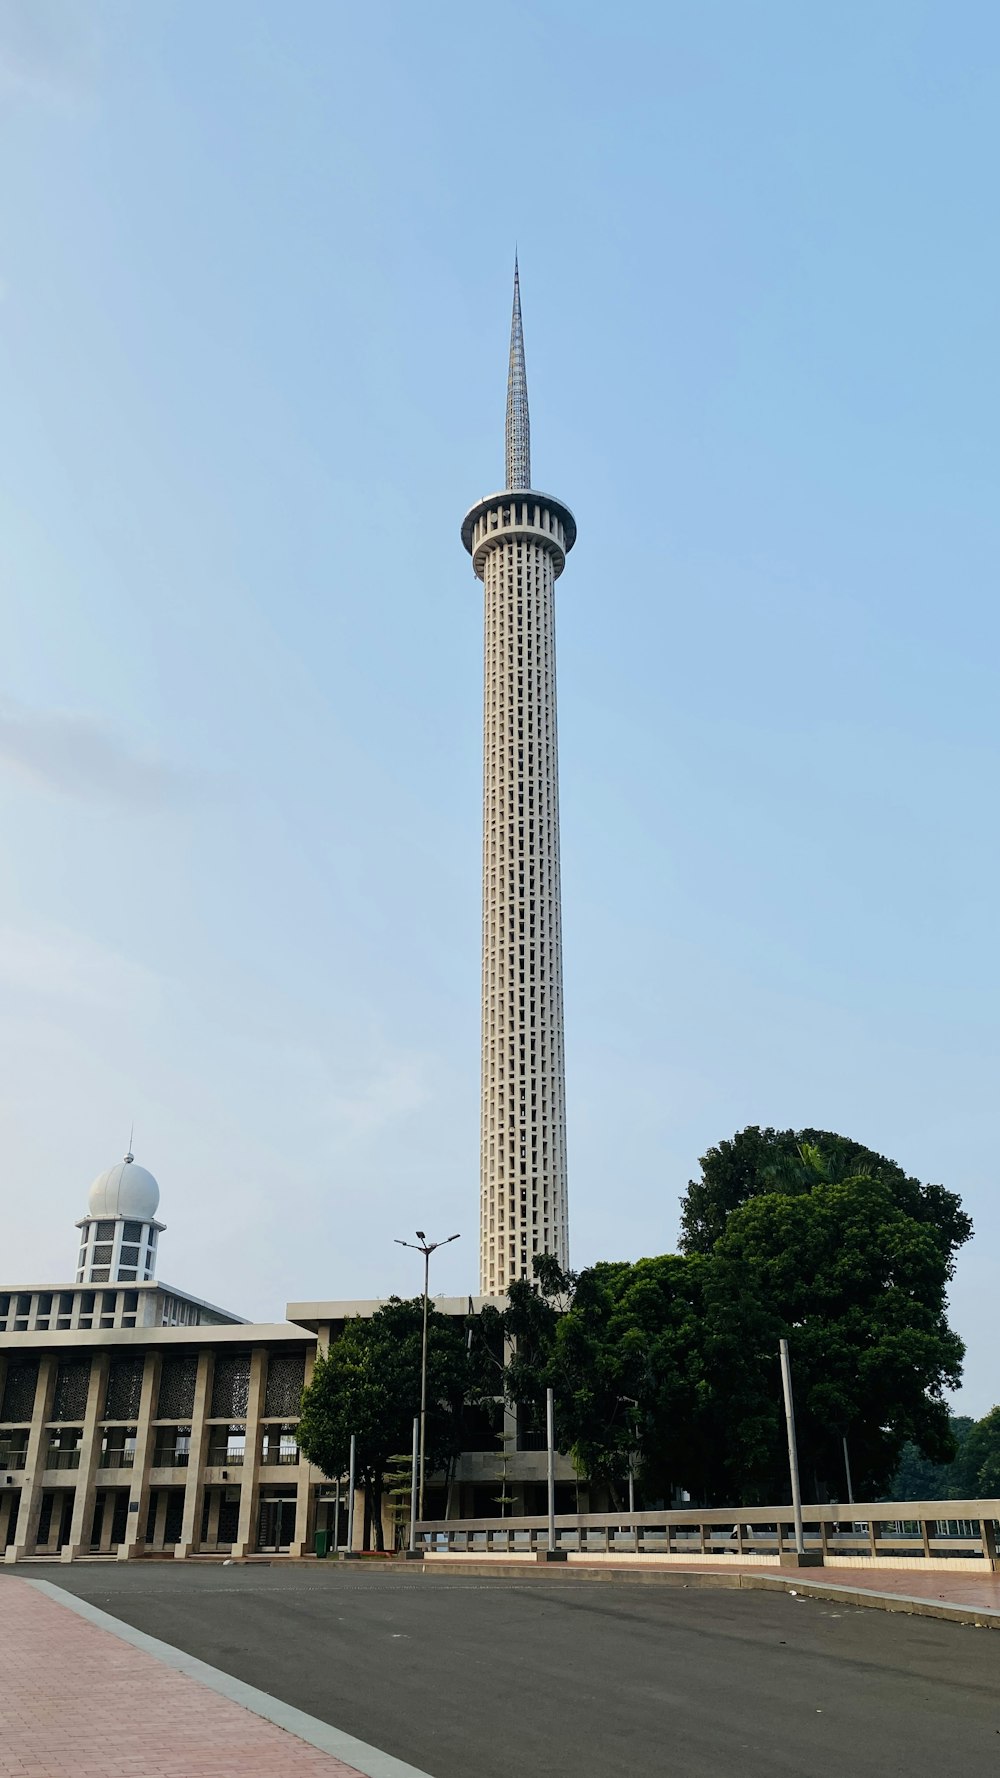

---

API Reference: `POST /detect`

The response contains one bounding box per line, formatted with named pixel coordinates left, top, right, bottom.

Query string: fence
left=413, top=1500, right=1000, bottom=1569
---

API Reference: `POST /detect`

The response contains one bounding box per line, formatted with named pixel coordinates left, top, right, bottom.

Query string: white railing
left=413, top=1500, right=1000, bottom=1568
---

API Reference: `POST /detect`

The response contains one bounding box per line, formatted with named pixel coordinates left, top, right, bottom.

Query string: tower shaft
left=462, top=266, right=576, bottom=1296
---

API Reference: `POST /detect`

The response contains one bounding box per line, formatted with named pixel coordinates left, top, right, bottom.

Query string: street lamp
left=620, top=1394, right=640, bottom=1551
left=395, top=1230, right=460, bottom=1521
left=619, top=1394, right=640, bottom=1514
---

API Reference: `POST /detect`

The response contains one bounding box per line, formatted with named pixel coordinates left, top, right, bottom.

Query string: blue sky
left=1, top=0, right=997, bottom=1412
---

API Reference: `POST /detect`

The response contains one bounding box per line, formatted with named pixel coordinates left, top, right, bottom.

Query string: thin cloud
left=0, top=699, right=195, bottom=810
left=0, top=0, right=102, bottom=108
left=0, top=922, right=161, bottom=1011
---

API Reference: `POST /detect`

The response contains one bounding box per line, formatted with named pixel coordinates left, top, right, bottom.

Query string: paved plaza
left=5, top=1562, right=1000, bottom=1778
left=0, top=1575, right=384, bottom=1778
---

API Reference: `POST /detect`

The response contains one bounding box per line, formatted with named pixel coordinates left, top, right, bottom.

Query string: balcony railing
left=45, top=1449, right=81, bottom=1470
left=0, top=1452, right=26, bottom=1470
left=99, top=1450, right=136, bottom=1468
left=154, top=1450, right=190, bottom=1468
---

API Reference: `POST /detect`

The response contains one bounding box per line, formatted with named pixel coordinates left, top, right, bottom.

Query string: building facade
left=463, top=261, right=576, bottom=1296
left=1, top=1156, right=580, bottom=1562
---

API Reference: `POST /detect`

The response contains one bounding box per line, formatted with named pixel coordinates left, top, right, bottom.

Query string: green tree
left=956, top=1407, right=1000, bottom=1496
left=473, top=1130, right=971, bottom=1511
left=703, top=1173, right=966, bottom=1499
left=890, top=1416, right=974, bottom=1500
left=491, top=1252, right=709, bottom=1506
left=297, top=1298, right=470, bottom=1550
left=679, top=1125, right=972, bottom=1263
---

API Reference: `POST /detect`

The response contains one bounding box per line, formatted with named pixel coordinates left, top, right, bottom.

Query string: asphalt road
left=25, top=1564, right=1000, bottom=1778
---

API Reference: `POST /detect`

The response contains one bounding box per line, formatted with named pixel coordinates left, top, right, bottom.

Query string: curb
left=417, top=1559, right=1000, bottom=1629
left=12, top=1577, right=436, bottom=1777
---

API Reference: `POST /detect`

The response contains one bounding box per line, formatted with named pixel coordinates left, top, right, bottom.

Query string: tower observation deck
left=462, top=261, right=576, bottom=1296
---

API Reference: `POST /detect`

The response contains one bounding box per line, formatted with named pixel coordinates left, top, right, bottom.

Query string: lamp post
left=408, top=1415, right=419, bottom=1555
left=842, top=1433, right=855, bottom=1506
left=346, top=1432, right=357, bottom=1558
left=620, top=1394, right=640, bottom=1553
left=779, top=1338, right=805, bottom=1556
left=394, top=1230, right=460, bottom=1521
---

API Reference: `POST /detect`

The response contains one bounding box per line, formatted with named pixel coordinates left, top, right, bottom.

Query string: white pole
left=419, top=1249, right=429, bottom=1521
left=346, top=1433, right=357, bottom=1554
left=779, top=1339, right=805, bottom=1556
left=409, top=1414, right=419, bottom=1554
left=546, top=1387, right=556, bottom=1555
left=842, top=1434, right=854, bottom=1506
left=333, top=1476, right=341, bottom=1552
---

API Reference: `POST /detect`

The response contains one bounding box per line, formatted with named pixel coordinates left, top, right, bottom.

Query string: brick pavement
left=0, top=1576, right=366, bottom=1778
left=810, top=1564, right=1000, bottom=1609
left=620, top=1558, right=1000, bottom=1609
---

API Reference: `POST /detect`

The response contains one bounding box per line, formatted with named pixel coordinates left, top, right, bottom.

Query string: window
left=208, top=1426, right=246, bottom=1467
left=99, top=1429, right=137, bottom=1468
left=154, top=1426, right=191, bottom=1467
left=45, top=1428, right=83, bottom=1469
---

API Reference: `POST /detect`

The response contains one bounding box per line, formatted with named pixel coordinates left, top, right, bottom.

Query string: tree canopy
left=679, top=1124, right=972, bottom=1263
left=297, top=1128, right=974, bottom=1528
left=890, top=1416, right=975, bottom=1500
left=297, top=1297, right=471, bottom=1549
left=487, top=1252, right=709, bottom=1504
left=704, top=1171, right=966, bottom=1499
left=494, top=1130, right=971, bottom=1506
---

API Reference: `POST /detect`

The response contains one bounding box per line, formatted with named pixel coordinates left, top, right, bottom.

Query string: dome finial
left=125, top=1121, right=134, bottom=1165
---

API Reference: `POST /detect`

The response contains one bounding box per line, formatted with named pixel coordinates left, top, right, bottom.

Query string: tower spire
left=462, top=268, right=577, bottom=1297
left=505, top=255, right=531, bottom=490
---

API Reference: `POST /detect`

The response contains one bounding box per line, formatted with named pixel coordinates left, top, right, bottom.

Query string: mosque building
left=0, top=1149, right=577, bottom=1560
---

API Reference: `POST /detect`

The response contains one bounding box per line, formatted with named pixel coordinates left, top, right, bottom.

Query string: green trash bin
left=315, top=1529, right=328, bottom=1559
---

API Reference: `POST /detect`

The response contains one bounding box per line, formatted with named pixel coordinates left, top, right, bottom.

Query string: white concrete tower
left=462, top=261, right=576, bottom=1295
left=75, top=1151, right=164, bottom=1284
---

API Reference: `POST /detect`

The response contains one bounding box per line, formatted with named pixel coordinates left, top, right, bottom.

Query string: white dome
left=87, top=1155, right=160, bottom=1222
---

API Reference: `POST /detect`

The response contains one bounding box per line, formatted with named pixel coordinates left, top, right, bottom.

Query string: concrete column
left=63, top=1352, right=110, bottom=1560
left=5, top=1355, right=57, bottom=1562
left=230, top=1347, right=266, bottom=1557
left=98, top=1492, right=117, bottom=1553
left=174, top=1349, right=212, bottom=1559
left=288, top=1468, right=314, bottom=1559
left=117, top=1352, right=160, bottom=1560
left=205, top=1488, right=221, bottom=1548
left=288, top=1346, right=316, bottom=1558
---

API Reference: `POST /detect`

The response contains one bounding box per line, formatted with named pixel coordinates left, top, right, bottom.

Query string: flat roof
left=0, top=1321, right=310, bottom=1351
left=0, top=1279, right=247, bottom=1324
left=286, top=1294, right=505, bottom=1331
